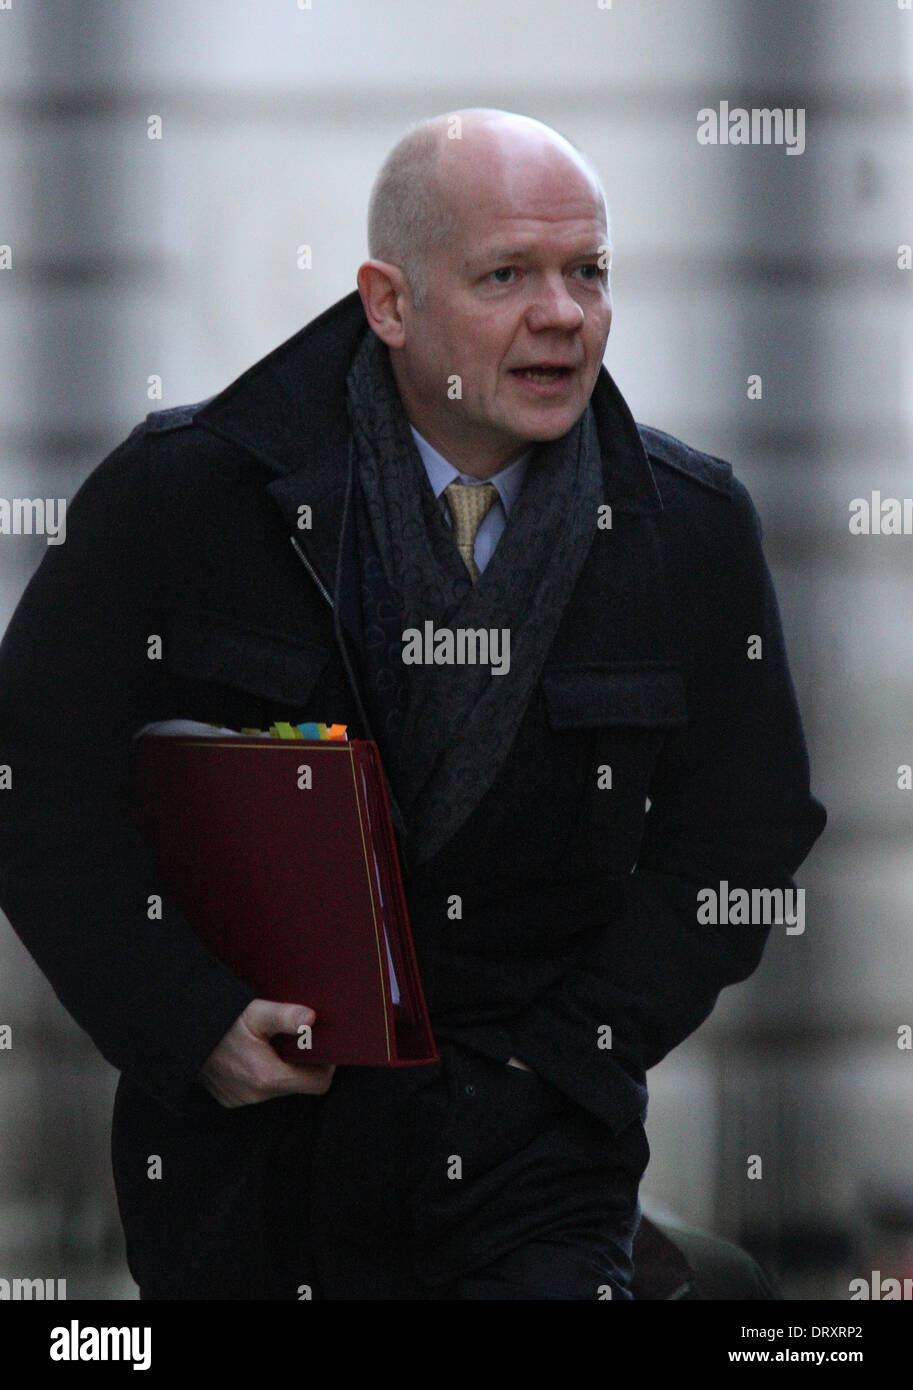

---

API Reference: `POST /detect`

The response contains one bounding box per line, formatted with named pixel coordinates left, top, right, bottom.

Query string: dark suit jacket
left=0, top=292, right=825, bottom=1295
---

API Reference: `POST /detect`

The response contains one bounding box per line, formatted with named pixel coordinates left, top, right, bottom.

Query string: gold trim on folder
left=346, top=750, right=393, bottom=1062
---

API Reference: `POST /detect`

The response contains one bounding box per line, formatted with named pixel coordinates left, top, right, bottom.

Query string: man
left=0, top=109, right=825, bottom=1300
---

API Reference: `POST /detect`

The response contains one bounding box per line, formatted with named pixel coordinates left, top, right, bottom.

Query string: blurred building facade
left=1, top=0, right=910, bottom=1298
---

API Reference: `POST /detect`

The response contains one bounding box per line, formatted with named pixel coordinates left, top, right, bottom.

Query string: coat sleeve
left=0, top=433, right=255, bottom=1114
left=507, top=477, right=826, bottom=1133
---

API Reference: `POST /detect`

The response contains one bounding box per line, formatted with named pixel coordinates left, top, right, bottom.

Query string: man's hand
left=198, top=1000, right=336, bottom=1107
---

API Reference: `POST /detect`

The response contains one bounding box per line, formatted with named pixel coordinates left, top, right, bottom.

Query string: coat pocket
left=163, top=608, right=335, bottom=728
left=540, top=662, right=687, bottom=874
left=541, top=662, right=687, bottom=731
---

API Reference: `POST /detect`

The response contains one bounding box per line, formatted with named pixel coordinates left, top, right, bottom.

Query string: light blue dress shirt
left=409, top=427, right=530, bottom=575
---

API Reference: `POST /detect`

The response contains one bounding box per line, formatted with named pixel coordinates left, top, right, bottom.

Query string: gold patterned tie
left=443, top=480, right=499, bottom=582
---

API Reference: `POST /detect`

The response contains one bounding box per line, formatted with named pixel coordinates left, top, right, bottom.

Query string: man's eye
left=489, top=267, right=516, bottom=284
left=574, top=263, right=602, bottom=281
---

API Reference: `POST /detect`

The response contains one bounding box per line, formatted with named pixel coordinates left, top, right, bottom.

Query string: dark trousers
left=271, top=1043, right=647, bottom=1301
left=127, top=1044, right=648, bottom=1301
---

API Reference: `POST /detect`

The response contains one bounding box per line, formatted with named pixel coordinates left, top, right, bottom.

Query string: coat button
left=464, top=1083, right=476, bottom=1097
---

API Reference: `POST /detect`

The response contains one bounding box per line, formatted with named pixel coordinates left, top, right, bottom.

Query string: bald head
left=358, top=109, right=613, bottom=475
left=367, top=109, right=608, bottom=305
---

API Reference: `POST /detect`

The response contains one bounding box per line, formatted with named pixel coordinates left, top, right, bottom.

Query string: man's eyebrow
left=465, top=246, right=606, bottom=270
left=465, top=248, right=529, bottom=268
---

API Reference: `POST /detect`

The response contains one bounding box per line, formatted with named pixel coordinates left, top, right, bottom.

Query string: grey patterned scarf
left=346, top=328, right=603, bottom=866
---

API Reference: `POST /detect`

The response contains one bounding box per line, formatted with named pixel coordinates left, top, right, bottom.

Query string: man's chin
left=508, top=406, right=588, bottom=446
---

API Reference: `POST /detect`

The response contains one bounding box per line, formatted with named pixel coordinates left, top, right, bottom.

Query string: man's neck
left=410, top=428, right=532, bottom=506
left=405, top=421, right=528, bottom=480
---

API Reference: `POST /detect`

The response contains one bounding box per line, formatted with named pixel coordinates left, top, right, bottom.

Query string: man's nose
left=525, top=276, right=585, bottom=333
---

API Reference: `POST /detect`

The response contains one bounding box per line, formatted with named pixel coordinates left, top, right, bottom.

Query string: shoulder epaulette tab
left=638, top=424, right=733, bottom=497
left=143, top=398, right=213, bottom=434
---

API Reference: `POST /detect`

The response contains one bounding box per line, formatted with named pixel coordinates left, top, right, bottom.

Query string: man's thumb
left=243, top=998, right=316, bottom=1039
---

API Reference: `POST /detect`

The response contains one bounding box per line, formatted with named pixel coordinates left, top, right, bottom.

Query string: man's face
left=391, top=137, right=612, bottom=476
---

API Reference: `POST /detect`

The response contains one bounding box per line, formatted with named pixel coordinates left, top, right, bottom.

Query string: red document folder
left=135, top=734, right=437, bottom=1067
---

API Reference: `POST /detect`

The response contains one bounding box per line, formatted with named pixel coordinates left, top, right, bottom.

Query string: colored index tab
left=270, top=722, right=302, bottom=740
left=326, top=724, right=348, bottom=741
left=296, top=722, right=321, bottom=739
left=316, top=723, right=329, bottom=741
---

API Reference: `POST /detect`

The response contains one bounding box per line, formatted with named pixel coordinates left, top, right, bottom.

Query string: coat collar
left=194, top=290, right=662, bottom=592
left=195, top=292, right=367, bottom=481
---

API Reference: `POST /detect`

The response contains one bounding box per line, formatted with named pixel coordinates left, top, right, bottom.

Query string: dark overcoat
left=0, top=292, right=825, bottom=1296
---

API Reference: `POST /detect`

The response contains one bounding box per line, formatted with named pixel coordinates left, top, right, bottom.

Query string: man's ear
left=356, top=261, right=411, bottom=349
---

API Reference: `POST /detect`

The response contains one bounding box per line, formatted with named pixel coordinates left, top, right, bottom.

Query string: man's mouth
left=511, top=365, right=575, bottom=383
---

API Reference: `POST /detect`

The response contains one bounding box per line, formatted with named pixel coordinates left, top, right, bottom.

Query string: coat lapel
left=548, top=367, right=675, bottom=671
left=195, top=292, right=368, bottom=598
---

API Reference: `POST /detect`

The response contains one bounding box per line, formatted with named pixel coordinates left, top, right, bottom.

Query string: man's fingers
left=278, top=1062, right=336, bottom=1096
left=198, top=999, right=333, bottom=1108
left=239, top=1001, right=333, bottom=1096
left=241, top=998, right=317, bottom=1038
left=240, top=998, right=316, bottom=1042
left=233, top=1061, right=336, bottom=1106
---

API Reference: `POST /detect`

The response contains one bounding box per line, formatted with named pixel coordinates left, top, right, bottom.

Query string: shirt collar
left=410, top=426, right=530, bottom=517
